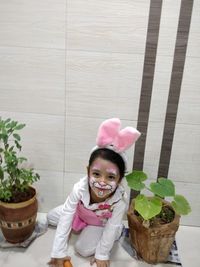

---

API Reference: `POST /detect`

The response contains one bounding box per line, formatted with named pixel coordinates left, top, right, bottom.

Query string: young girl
left=47, top=118, right=140, bottom=267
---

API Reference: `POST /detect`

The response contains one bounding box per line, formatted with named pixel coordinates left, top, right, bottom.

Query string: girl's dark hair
left=88, top=148, right=125, bottom=180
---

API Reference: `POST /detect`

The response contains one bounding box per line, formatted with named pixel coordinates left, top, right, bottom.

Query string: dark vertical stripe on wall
left=158, top=0, right=194, bottom=178
left=130, top=0, right=163, bottom=200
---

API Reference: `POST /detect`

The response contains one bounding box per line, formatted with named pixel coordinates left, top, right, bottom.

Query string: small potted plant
left=0, top=117, right=40, bottom=243
left=126, top=170, right=191, bottom=264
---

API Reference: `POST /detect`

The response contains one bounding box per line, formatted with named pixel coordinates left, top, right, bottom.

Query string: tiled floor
left=0, top=213, right=199, bottom=267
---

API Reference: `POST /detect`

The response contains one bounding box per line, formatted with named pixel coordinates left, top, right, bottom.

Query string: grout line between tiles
left=62, top=0, right=68, bottom=201
left=1, top=45, right=198, bottom=59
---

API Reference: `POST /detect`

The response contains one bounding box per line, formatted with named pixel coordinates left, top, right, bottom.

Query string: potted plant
left=126, top=170, right=191, bottom=264
left=0, top=117, right=40, bottom=243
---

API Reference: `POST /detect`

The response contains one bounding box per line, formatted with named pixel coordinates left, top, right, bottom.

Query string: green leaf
left=10, top=121, right=18, bottom=128
left=2, top=134, right=8, bottom=144
left=13, top=133, right=21, bottom=141
left=2, top=128, right=7, bottom=135
left=150, top=178, right=175, bottom=197
left=6, top=123, right=11, bottom=128
left=0, top=167, right=4, bottom=180
left=14, top=140, right=22, bottom=151
left=171, top=195, right=191, bottom=215
left=15, top=124, right=26, bottom=130
left=18, top=157, right=27, bottom=163
left=8, top=146, right=14, bottom=152
left=4, top=118, right=11, bottom=124
left=2, top=190, right=12, bottom=201
left=126, top=170, right=147, bottom=191
left=135, top=195, right=162, bottom=220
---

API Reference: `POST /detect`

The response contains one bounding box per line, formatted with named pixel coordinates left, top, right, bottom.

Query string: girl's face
left=88, top=157, right=121, bottom=202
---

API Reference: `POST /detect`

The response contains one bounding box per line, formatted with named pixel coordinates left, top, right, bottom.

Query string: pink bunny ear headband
left=91, top=118, right=141, bottom=168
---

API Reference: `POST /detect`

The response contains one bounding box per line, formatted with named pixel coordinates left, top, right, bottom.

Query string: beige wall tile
left=0, top=111, right=65, bottom=172
left=0, top=0, right=65, bottom=49
left=66, top=50, right=143, bottom=120
left=63, top=172, right=85, bottom=202
left=35, top=170, right=64, bottom=212
left=176, top=57, right=200, bottom=125
left=186, top=0, right=200, bottom=57
left=168, top=123, right=200, bottom=184
left=0, top=47, right=65, bottom=115
left=156, top=0, right=181, bottom=56
left=187, top=31, right=200, bottom=58
left=144, top=122, right=200, bottom=184
left=171, top=181, right=200, bottom=226
left=148, top=55, right=175, bottom=122
left=67, top=0, right=149, bottom=53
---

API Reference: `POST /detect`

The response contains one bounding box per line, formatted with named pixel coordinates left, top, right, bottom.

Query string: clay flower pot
left=127, top=200, right=180, bottom=264
left=0, top=187, right=38, bottom=243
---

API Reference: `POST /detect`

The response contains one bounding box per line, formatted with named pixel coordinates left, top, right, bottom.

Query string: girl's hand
left=90, top=257, right=110, bottom=267
left=47, top=257, right=71, bottom=267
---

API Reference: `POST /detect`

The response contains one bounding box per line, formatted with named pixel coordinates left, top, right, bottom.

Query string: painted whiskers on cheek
left=89, top=176, right=117, bottom=197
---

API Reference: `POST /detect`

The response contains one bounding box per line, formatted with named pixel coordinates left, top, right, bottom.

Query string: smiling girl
left=47, top=118, right=140, bottom=267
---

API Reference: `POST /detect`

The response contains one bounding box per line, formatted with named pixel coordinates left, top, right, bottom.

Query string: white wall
left=0, top=0, right=199, bottom=226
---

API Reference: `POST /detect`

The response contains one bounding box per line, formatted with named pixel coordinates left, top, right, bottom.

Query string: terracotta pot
left=0, top=187, right=38, bottom=243
left=127, top=200, right=180, bottom=264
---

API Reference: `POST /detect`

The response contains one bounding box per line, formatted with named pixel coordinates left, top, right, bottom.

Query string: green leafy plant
left=126, top=170, right=191, bottom=224
left=0, top=117, right=40, bottom=202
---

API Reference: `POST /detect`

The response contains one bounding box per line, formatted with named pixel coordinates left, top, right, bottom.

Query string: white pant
left=47, top=205, right=104, bottom=257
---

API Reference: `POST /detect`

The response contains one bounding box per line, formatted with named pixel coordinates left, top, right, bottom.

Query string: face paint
left=98, top=190, right=104, bottom=197
left=91, top=164, right=101, bottom=171
left=108, top=180, right=117, bottom=192
left=88, top=157, right=121, bottom=200
left=89, top=176, right=117, bottom=198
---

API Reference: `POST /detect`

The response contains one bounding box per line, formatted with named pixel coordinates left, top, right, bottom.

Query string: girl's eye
left=93, top=172, right=100, bottom=177
left=108, top=175, right=115, bottom=180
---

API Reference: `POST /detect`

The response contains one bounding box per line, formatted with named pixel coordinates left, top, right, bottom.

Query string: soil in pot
left=1, top=187, right=36, bottom=203
left=135, top=205, right=175, bottom=227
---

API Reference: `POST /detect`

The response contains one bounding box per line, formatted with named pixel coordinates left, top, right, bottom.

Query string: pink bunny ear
left=113, top=127, right=141, bottom=152
left=96, top=118, right=121, bottom=147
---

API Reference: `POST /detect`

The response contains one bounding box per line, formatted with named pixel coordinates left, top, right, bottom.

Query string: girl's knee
left=75, top=240, right=94, bottom=257
left=74, top=226, right=103, bottom=257
left=47, top=210, right=59, bottom=227
left=47, top=205, right=63, bottom=226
